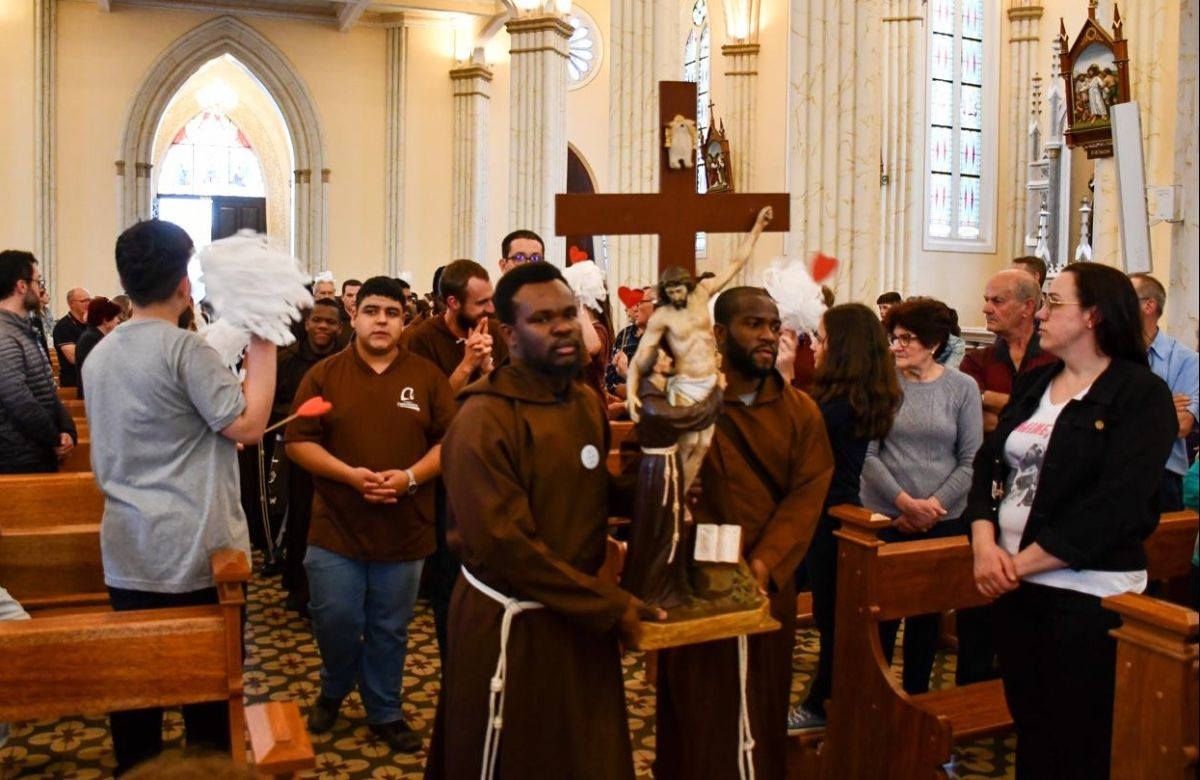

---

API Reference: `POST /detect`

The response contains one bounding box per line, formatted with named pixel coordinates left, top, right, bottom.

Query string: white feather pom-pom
left=201, top=317, right=251, bottom=373
left=760, top=256, right=826, bottom=333
left=562, top=260, right=609, bottom=312
left=196, top=231, right=313, bottom=348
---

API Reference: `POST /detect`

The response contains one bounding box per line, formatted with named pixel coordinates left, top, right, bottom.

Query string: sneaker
left=306, top=695, right=342, bottom=733
left=786, top=704, right=827, bottom=735
left=369, top=718, right=423, bottom=753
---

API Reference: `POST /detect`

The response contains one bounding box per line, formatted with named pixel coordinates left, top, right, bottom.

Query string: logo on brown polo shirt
left=397, top=387, right=421, bottom=412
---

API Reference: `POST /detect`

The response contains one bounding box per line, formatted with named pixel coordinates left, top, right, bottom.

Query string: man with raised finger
left=400, top=258, right=509, bottom=655
left=285, top=276, right=456, bottom=753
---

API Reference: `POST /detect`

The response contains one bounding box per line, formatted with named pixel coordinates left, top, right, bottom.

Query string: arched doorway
left=152, top=54, right=291, bottom=300
left=565, top=144, right=605, bottom=268
left=118, top=16, right=327, bottom=271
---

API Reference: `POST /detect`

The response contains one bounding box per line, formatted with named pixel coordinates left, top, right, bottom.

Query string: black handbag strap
left=715, top=414, right=785, bottom=504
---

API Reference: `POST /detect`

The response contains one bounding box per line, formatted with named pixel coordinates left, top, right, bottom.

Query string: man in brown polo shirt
left=400, top=259, right=508, bottom=655
left=285, top=276, right=455, bottom=753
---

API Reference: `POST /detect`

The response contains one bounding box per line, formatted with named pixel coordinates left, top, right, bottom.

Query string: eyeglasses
left=887, top=332, right=919, bottom=348
left=506, top=253, right=543, bottom=264
left=1040, top=292, right=1083, bottom=311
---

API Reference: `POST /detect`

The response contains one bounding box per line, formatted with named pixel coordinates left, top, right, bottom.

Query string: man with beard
left=401, top=259, right=509, bottom=655
left=425, top=262, right=658, bottom=780
left=654, top=287, right=833, bottom=780
left=272, top=298, right=343, bottom=612
left=0, top=250, right=76, bottom=473
left=285, top=276, right=456, bottom=752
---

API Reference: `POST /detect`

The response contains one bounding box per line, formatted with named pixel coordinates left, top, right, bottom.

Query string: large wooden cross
left=556, top=81, right=790, bottom=278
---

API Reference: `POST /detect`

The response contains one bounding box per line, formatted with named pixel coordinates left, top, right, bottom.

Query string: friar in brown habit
left=655, top=287, right=833, bottom=779
left=425, top=262, right=657, bottom=780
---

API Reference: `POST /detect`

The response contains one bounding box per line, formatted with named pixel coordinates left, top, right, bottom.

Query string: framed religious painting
left=1058, top=1, right=1130, bottom=159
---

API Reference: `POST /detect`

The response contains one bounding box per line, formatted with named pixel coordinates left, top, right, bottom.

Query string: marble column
left=385, top=23, right=409, bottom=277
left=450, top=63, right=493, bottom=263
left=34, top=0, right=56, bottom=292
left=1006, top=3, right=1043, bottom=258
left=507, top=13, right=573, bottom=267
left=607, top=0, right=681, bottom=300
left=878, top=1, right=923, bottom=295
left=720, top=42, right=760, bottom=283
left=787, top=0, right=883, bottom=303
left=1168, top=0, right=1198, bottom=341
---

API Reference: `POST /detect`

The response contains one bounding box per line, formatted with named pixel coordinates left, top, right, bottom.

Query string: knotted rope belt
left=461, top=566, right=544, bottom=780
left=641, top=443, right=683, bottom=564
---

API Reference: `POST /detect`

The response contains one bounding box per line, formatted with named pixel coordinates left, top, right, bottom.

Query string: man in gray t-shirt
left=85, top=219, right=275, bottom=774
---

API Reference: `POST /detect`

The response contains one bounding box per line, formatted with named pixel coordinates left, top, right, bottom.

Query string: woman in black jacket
left=787, top=303, right=902, bottom=733
left=967, top=262, right=1176, bottom=778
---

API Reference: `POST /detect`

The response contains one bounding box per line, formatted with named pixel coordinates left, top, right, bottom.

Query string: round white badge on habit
left=580, top=444, right=600, bottom=470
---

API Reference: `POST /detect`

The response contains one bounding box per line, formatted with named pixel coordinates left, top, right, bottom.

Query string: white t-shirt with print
left=998, top=383, right=1147, bottom=597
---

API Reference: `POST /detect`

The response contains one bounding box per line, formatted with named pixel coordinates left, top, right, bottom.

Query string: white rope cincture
left=737, top=634, right=756, bottom=780
left=641, top=444, right=682, bottom=564
left=461, top=566, right=544, bottom=780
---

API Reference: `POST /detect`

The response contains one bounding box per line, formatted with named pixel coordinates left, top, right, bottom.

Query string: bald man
left=961, top=269, right=1058, bottom=432
left=53, top=286, right=92, bottom=388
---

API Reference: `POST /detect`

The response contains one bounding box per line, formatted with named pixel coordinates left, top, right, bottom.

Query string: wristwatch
left=404, top=468, right=419, bottom=495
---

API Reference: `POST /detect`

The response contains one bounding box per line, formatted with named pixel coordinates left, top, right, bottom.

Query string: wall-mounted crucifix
left=555, top=81, right=790, bottom=278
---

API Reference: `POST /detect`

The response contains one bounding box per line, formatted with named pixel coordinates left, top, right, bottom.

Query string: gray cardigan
left=0, top=309, right=76, bottom=471
left=861, top=367, right=982, bottom=520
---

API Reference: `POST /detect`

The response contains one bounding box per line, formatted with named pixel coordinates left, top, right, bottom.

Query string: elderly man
left=1130, top=273, right=1199, bottom=511
left=961, top=269, right=1059, bottom=432
left=52, top=286, right=91, bottom=388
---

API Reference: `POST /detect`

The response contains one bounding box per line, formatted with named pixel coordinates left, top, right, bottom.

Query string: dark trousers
left=1159, top=470, right=1184, bottom=512
left=993, top=582, right=1120, bottom=779
left=802, top=513, right=838, bottom=715
left=427, top=483, right=460, bottom=659
left=282, top=466, right=315, bottom=609
left=877, top=518, right=995, bottom=694
left=106, top=586, right=232, bottom=776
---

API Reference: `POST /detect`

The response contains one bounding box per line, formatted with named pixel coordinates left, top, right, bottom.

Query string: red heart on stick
left=811, top=252, right=838, bottom=283
left=617, top=286, right=644, bottom=309
left=568, top=246, right=590, bottom=265
left=296, top=396, right=333, bottom=418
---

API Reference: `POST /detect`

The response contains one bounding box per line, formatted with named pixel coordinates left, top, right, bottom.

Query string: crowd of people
left=0, top=222, right=1197, bottom=778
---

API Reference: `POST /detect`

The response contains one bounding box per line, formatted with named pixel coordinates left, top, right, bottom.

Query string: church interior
left=0, top=0, right=1197, bottom=778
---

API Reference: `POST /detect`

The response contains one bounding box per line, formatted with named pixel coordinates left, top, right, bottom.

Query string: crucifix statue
left=555, top=81, right=788, bottom=648
left=555, top=81, right=790, bottom=278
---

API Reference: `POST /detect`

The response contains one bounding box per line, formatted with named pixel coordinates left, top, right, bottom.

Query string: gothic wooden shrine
left=555, top=81, right=789, bottom=277
left=1058, top=1, right=1131, bottom=159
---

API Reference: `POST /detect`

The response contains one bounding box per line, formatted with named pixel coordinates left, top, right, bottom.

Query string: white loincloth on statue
left=666, top=373, right=717, bottom=407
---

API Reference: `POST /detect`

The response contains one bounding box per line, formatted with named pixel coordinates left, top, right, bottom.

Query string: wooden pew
left=788, top=506, right=1200, bottom=779
left=1105, top=593, right=1199, bottom=780
left=0, top=522, right=106, bottom=613
left=60, top=439, right=91, bottom=473
left=0, top=472, right=104, bottom=530
left=0, top=550, right=312, bottom=773
left=64, top=398, right=85, bottom=418
left=57, top=386, right=78, bottom=401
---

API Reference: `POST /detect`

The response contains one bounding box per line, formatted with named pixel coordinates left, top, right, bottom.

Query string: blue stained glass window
left=926, top=0, right=990, bottom=243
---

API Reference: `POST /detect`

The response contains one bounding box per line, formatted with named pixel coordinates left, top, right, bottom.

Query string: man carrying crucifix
left=626, top=205, right=774, bottom=490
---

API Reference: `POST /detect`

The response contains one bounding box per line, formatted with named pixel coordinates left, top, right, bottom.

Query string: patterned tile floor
left=1, top=568, right=1015, bottom=779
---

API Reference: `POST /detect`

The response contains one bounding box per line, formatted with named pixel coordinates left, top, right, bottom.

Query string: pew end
left=246, top=701, right=316, bottom=778
left=1104, top=592, right=1199, bottom=780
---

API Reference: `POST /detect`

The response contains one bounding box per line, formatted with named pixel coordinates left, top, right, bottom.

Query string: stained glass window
left=925, top=0, right=990, bottom=244
left=159, top=112, right=265, bottom=198
left=684, top=0, right=710, bottom=257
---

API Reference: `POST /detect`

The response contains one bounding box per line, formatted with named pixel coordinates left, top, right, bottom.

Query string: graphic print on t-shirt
left=1008, top=441, right=1046, bottom=508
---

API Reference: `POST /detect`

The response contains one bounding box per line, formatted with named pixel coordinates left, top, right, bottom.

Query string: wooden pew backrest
left=0, top=472, right=104, bottom=529
left=0, top=522, right=105, bottom=610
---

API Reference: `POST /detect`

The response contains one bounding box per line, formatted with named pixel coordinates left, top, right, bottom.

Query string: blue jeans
left=303, top=545, right=423, bottom=724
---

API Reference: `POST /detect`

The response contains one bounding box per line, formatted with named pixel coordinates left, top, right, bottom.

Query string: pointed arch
left=118, top=15, right=327, bottom=271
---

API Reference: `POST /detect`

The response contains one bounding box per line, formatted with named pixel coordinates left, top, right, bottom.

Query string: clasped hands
left=54, top=432, right=74, bottom=462
left=346, top=466, right=412, bottom=505
left=461, top=318, right=494, bottom=374
left=891, top=492, right=946, bottom=534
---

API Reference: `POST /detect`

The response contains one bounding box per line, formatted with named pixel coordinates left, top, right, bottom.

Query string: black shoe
left=369, top=719, right=422, bottom=753
left=259, top=555, right=284, bottom=577
left=306, top=695, right=341, bottom=733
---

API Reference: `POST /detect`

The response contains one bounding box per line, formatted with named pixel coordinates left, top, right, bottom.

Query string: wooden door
left=211, top=196, right=267, bottom=240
